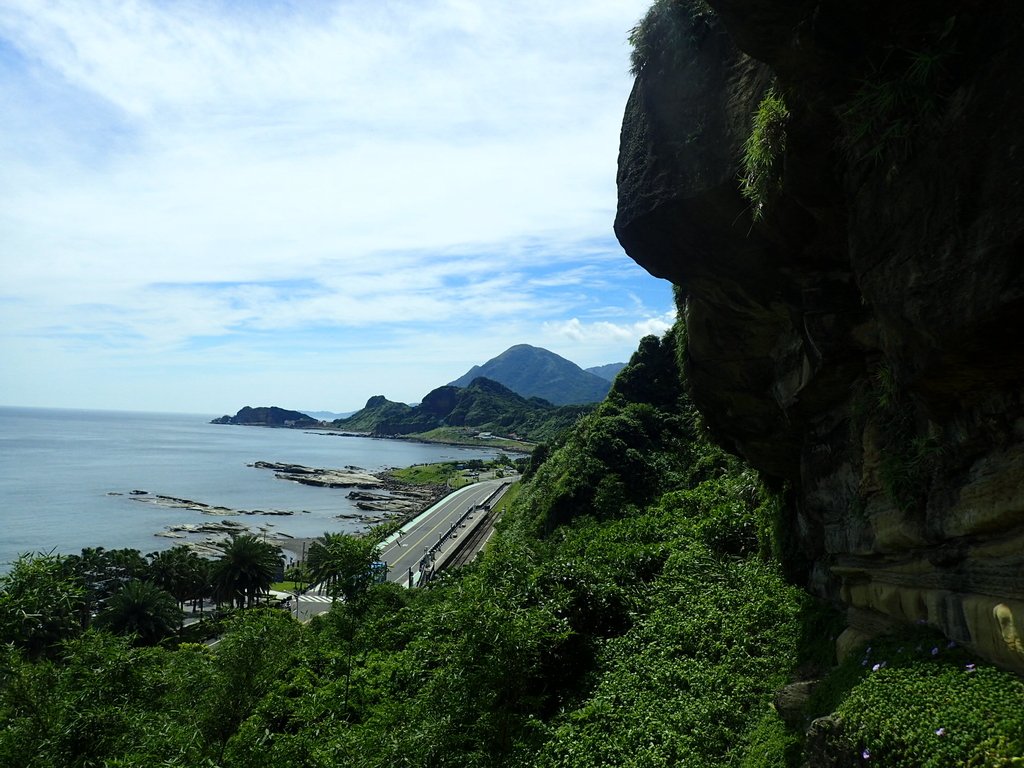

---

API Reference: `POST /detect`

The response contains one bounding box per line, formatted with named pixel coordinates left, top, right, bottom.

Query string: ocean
left=0, top=406, right=503, bottom=572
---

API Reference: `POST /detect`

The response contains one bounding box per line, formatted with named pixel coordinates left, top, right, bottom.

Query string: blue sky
left=0, top=0, right=673, bottom=415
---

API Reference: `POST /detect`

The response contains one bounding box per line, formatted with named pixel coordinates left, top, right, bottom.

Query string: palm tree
left=65, top=546, right=150, bottom=626
left=96, top=579, right=181, bottom=646
left=148, top=546, right=210, bottom=612
left=210, top=534, right=282, bottom=608
left=306, top=532, right=378, bottom=603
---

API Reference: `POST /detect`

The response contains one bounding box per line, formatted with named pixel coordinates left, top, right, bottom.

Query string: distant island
left=210, top=405, right=321, bottom=428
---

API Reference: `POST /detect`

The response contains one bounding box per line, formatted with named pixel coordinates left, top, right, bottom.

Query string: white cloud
left=543, top=310, right=677, bottom=347
left=0, top=0, right=665, bottom=412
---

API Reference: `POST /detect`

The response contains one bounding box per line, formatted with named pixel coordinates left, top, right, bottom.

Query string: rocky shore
left=250, top=461, right=382, bottom=488
left=125, top=462, right=446, bottom=558
left=125, top=492, right=299, bottom=517
left=251, top=460, right=446, bottom=515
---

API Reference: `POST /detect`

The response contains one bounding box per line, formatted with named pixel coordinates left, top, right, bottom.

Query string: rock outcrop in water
left=211, top=406, right=321, bottom=428
left=616, top=1, right=1024, bottom=672
left=251, top=462, right=383, bottom=488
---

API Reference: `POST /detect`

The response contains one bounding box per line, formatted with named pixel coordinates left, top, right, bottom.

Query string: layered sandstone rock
left=615, top=2, right=1024, bottom=672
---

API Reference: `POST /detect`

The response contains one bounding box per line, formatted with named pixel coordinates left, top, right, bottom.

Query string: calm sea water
left=0, top=407, right=502, bottom=571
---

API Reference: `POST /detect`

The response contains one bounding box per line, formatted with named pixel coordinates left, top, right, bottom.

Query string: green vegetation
left=210, top=534, right=283, bottom=609
left=838, top=18, right=957, bottom=166
left=0, top=551, right=87, bottom=659
left=95, top=579, right=182, bottom=646
left=404, top=426, right=534, bottom=452
left=628, top=0, right=715, bottom=76
left=331, top=394, right=415, bottom=433
left=491, top=481, right=520, bottom=515
left=332, top=377, right=593, bottom=444
left=147, top=545, right=210, bottom=611
left=855, top=364, right=943, bottom=514
left=388, top=457, right=521, bottom=489
left=387, top=461, right=460, bottom=485
left=306, top=532, right=378, bottom=602
left=389, top=460, right=469, bottom=488
left=1, top=320, right=1021, bottom=766
left=807, top=629, right=1024, bottom=766
left=741, top=87, right=789, bottom=221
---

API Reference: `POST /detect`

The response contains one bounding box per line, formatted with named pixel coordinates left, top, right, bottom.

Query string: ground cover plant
left=805, top=629, right=1024, bottom=767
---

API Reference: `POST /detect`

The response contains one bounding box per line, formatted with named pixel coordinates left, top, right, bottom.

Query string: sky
left=0, top=0, right=673, bottom=415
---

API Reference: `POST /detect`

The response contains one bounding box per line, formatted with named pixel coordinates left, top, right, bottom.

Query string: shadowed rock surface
left=616, top=1, right=1024, bottom=672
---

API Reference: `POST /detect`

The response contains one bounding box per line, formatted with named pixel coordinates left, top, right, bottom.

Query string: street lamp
left=294, top=540, right=306, bottom=620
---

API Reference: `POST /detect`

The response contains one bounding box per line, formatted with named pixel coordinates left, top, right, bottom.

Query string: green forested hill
left=331, top=376, right=594, bottom=443
left=2, top=317, right=1022, bottom=767
left=331, top=394, right=417, bottom=432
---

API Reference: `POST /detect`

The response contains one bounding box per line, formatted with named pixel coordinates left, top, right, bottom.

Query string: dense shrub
left=628, top=0, right=715, bottom=76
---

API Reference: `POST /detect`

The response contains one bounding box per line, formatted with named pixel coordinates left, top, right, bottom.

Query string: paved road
left=269, top=479, right=509, bottom=621
left=378, top=479, right=507, bottom=586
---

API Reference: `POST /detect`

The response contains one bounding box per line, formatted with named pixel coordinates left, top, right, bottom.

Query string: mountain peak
left=449, top=345, right=611, bottom=405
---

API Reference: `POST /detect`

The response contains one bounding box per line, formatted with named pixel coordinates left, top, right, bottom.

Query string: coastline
left=303, top=427, right=535, bottom=455
left=210, top=418, right=535, bottom=454
left=140, top=464, right=448, bottom=560
left=0, top=408, right=508, bottom=571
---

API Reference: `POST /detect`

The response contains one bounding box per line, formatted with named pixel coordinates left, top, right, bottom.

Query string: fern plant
left=839, top=17, right=957, bottom=166
left=740, top=88, right=790, bottom=221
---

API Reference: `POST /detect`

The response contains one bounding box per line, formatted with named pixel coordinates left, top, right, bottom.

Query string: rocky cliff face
left=615, top=1, right=1024, bottom=672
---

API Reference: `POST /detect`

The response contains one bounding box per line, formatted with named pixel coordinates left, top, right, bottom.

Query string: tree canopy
left=211, top=534, right=283, bottom=608
left=306, top=532, right=378, bottom=603
left=95, top=579, right=181, bottom=646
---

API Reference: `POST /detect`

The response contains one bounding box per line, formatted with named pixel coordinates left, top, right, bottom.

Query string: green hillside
left=331, top=376, right=593, bottom=443
left=332, top=395, right=416, bottom=433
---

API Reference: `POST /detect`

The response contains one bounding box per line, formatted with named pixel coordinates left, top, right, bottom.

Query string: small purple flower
left=935, top=727, right=946, bottom=736
left=871, top=663, right=881, bottom=672
left=862, top=747, right=872, bottom=760
left=931, top=646, right=939, bottom=656
left=965, top=663, right=977, bottom=673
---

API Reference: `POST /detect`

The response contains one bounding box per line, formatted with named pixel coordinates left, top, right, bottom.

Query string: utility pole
left=294, top=540, right=306, bottom=620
